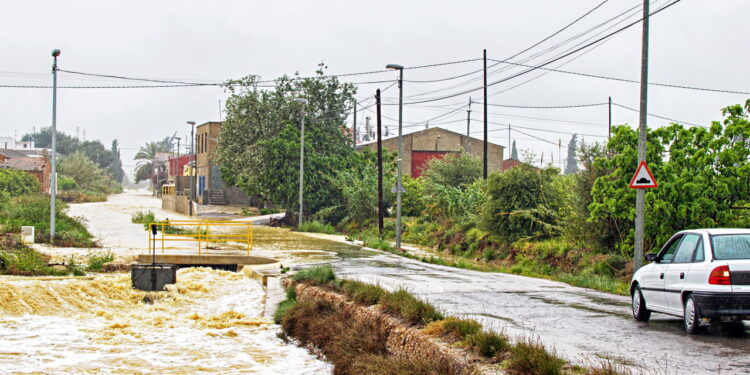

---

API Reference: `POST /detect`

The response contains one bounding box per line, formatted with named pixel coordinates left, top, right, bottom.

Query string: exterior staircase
left=208, top=189, right=226, bottom=205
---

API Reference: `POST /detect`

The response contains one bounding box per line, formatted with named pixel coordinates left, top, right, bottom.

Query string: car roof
left=679, top=228, right=750, bottom=235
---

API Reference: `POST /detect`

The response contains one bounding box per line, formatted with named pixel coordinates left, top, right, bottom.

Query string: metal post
left=634, top=0, right=650, bottom=271
left=376, top=89, right=384, bottom=238
left=295, top=98, right=308, bottom=228
left=50, top=49, right=60, bottom=242
left=608, top=96, right=612, bottom=141
left=386, top=64, right=404, bottom=250
left=353, top=101, right=358, bottom=148
left=188, top=122, right=196, bottom=215
left=483, top=49, right=488, bottom=178
left=466, top=98, right=472, bottom=152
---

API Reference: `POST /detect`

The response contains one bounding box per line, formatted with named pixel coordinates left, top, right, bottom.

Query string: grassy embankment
left=296, top=219, right=629, bottom=296
left=0, top=234, right=114, bottom=276
left=131, top=210, right=207, bottom=236
left=275, top=265, right=632, bottom=375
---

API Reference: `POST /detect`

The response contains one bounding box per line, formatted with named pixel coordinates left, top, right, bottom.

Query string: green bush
left=361, top=235, right=394, bottom=251
left=297, top=220, right=336, bottom=234
left=0, top=235, right=67, bottom=276
left=466, top=331, right=510, bottom=358
left=131, top=210, right=156, bottom=227
left=379, top=288, right=443, bottom=324
left=505, top=337, right=565, bottom=375
left=58, top=175, right=78, bottom=191
left=292, top=265, right=336, bottom=285
left=259, top=207, right=280, bottom=215
left=0, top=194, right=95, bottom=247
left=0, top=168, right=39, bottom=197
left=274, top=299, right=297, bottom=324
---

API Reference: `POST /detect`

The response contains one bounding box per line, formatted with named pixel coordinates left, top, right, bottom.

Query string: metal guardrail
left=148, top=220, right=253, bottom=256
left=161, top=185, right=176, bottom=195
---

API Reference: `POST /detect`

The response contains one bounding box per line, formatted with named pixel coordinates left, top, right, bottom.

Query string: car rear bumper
left=693, top=292, right=750, bottom=318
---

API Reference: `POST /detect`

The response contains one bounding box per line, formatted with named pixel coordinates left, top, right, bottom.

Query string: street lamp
left=386, top=63, right=404, bottom=250
left=187, top=121, right=196, bottom=216
left=294, top=98, right=309, bottom=228
left=50, top=49, right=61, bottom=242
left=174, top=137, right=181, bottom=159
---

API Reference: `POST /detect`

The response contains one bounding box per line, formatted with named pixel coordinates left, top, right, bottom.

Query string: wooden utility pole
left=608, top=96, right=612, bottom=141
left=353, top=101, right=358, bottom=148
left=376, top=89, right=384, bottom=237
left=634, top=0, right=650, bottom=270
left=483, top=49, right=488, bottom=178
left=465, top=97, right=472, bottom=152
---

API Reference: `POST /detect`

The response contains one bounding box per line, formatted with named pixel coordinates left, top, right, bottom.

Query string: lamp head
left=386, top=64, right=404, bottom=70
left=294, top=98, right=309, bottom=105
left=187, top=121, right=196, bottom=126
left=52, top=49, right=61, bottom=57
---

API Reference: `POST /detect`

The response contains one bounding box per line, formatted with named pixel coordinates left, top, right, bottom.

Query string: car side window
left=674, top=234, right=700, bottom=263
left=659, top=235, right=684, bottom=263
left=692, top=239, right=705, bottom=262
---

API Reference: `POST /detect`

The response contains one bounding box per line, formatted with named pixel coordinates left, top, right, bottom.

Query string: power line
left=612, top=102, right=706, bottom=128
left=483, top=102, right=607, bottom=109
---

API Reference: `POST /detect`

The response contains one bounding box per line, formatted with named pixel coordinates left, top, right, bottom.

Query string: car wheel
left=632, top=285, right=651, bottom=322
left=684, top=294, right=702, bottom=334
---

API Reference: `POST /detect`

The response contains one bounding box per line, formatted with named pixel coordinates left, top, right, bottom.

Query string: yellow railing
left=161, top=185, right=176, bottom=195
left=148, top=220, right=253, bottom=256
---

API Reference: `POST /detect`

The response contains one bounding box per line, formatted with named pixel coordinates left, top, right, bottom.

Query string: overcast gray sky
left=2, top=0, right=749, bottom=177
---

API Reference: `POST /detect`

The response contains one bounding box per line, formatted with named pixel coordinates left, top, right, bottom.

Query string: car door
left=665, top=233, right=701, bottom=312
left=640, top=234, right=683, bottom=312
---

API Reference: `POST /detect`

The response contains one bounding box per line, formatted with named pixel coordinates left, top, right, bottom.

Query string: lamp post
left=187, top=121, right=196, bottom=215
left=294, top=98, right=309, bottom=228
left=50, top=49, right=60, bottom=242
left=386, top=63, right=404, bottom=250
left=175, top=137, right=181, bottom=159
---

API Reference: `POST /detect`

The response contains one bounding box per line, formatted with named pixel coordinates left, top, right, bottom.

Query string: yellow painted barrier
left=148, top=220, right=253, bottom=256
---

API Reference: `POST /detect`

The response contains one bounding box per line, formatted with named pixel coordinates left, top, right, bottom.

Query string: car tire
left=632, top=285, right=651, bottom=322
left=684, top=294, right=702, bottom=334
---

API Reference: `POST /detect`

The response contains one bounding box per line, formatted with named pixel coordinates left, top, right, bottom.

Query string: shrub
left=297, top=220, right=336, bottom=234
left=505, top=337, right=565, bottom=375
left=361, top=235, right=394, bottom=251
left=0, top=194, right=95, bottom=247
left=0, top=168, right=40, bottom=197
left=259, top=207, right=281, bottom=215
left=58, top=175, right=78, bottom=191
left=466, top=331, right=510, bottom=358
left=274, top=299, right=297, bottom=324
left=131, top=210, right=156, bottom=229
left=0, top=235, right=66, bottom=276
left=379, top=288, right=443, bottom=324
left=292, top=265, right=336, bottom=285
left=423, top=317, right=483, bottom=341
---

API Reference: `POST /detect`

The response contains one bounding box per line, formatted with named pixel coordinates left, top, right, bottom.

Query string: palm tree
left=134, top=141, right=167, bottom=183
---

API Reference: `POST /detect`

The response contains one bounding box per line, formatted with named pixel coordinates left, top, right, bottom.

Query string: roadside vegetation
left=0, top=234, right=114, bottom=276
left=0, top=169, right=97, bottom=247
left=277, top=265, right=629, bottom=375
left=215, top=69, right=750, bottom=295
left=131, top=210, right=206, bottom=236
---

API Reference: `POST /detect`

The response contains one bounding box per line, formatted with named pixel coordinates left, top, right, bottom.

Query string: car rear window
left=711, top=234, right=750, bottom=260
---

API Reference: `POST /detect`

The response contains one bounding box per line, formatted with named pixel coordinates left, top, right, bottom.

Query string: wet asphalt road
left=332, top=251, right=750, bottom=375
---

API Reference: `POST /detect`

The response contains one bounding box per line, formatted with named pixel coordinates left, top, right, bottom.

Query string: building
left=190, top=121, right=250, bottom=206
left=0, top=154, right=51, bottom=193
left=357, top=127, right=505, bottom=178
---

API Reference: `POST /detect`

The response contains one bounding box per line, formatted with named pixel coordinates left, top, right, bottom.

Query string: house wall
left=362, top=127, right=504, bottom=177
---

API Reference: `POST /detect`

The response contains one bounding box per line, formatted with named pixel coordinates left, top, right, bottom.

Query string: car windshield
left=711, top=234, right=750, bottom=260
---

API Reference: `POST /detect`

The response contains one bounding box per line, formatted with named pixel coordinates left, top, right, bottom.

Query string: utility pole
left=376, top=89, right=384, bottom=238
left=483, top=49, right=488, bottom=178
left=386, top=63, right=404, bottom=250
left=634, top=0, right=650, bottom=271
left=608, top=96, right=612, bottom=141
left=465, top=97, right=472, bottom=152
left=295, top=98, right=309, bottom=228
left=508, top=124, right=511, bottom=159
left=352, top=101, right=358, bottom=148
left=50, top=49, right=60, bottom=242
left=187, top=121, right=196, bottom=214
left=365, top=116, right=371, bottom=141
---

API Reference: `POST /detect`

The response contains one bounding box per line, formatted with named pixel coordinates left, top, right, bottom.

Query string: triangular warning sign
left=629, top=161, right=658, bottom=189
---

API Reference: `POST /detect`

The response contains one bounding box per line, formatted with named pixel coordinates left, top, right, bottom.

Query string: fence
left=147, top=220, right=253, bottom=256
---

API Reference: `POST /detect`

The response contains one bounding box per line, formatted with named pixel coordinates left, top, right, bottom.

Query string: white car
left=631, top=228, right=750, bottom=333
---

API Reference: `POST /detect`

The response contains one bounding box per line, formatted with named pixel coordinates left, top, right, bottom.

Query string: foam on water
left=0, top=268, right=331, bottom=374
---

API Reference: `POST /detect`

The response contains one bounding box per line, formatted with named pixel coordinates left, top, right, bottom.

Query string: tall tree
left=108, top=139, right=124, bottom=183
left=564, top=134, right=579, bottom=175
left=216, top=64, right=356, bottom=220
left=134, top=141, right=168, bottom=183
left=511, top=140, right=519, bottom=160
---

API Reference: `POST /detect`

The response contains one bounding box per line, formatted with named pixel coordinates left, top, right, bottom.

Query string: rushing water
left=0, top=268, right=331, bottom=374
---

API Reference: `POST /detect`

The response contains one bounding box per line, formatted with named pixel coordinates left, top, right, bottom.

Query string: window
left=693, top=239, right=705, bottom=262
left=673, top=234, right=700, bottom=263
left=659, top=235, right=683, bottom=263
left=712, top=234, right=750, bottom=260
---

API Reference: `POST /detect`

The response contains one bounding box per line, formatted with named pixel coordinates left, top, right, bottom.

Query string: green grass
left=131, top=210, right=156, bottom=227
left=0, top=194, right=96, bottom=247
left=274, top=299, right=297, bottom=324
left=0, top=234, right=76, bottom=276
left=297, top=220, right=336, bottom=234
left=292, top=265, right=336, bottom=285
left=466, top=331, right=511, bottom=358
left=379, top=288, right=444, bottom=325
left=85, top=250, right=115, bottom=272
left=361, top=235, right=394, bottom=251
left=505, top=337, right=565, bottom=375
left=260, top=207, right=281, bottom=215
left=340, top=279, right=388, bottom=305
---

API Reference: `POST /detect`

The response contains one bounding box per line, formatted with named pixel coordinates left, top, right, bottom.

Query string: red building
left=0, top=156, right=51, bottom=193
left=168, top=154, right=195, bottom=177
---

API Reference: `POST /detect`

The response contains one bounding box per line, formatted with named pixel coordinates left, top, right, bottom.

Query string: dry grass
left=505, top=336, right=565, bottom=375
left=379, top=288, right=444, bottom=325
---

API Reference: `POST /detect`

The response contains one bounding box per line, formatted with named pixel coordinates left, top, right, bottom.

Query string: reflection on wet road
left=331, top=251, right=750, bottom=374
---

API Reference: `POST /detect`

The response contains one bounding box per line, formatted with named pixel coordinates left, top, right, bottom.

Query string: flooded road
left=333, top=252, right=750, bottom=375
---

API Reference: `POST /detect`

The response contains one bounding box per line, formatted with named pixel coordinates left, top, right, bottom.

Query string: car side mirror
left=645, top=253, right=657, bottom=263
